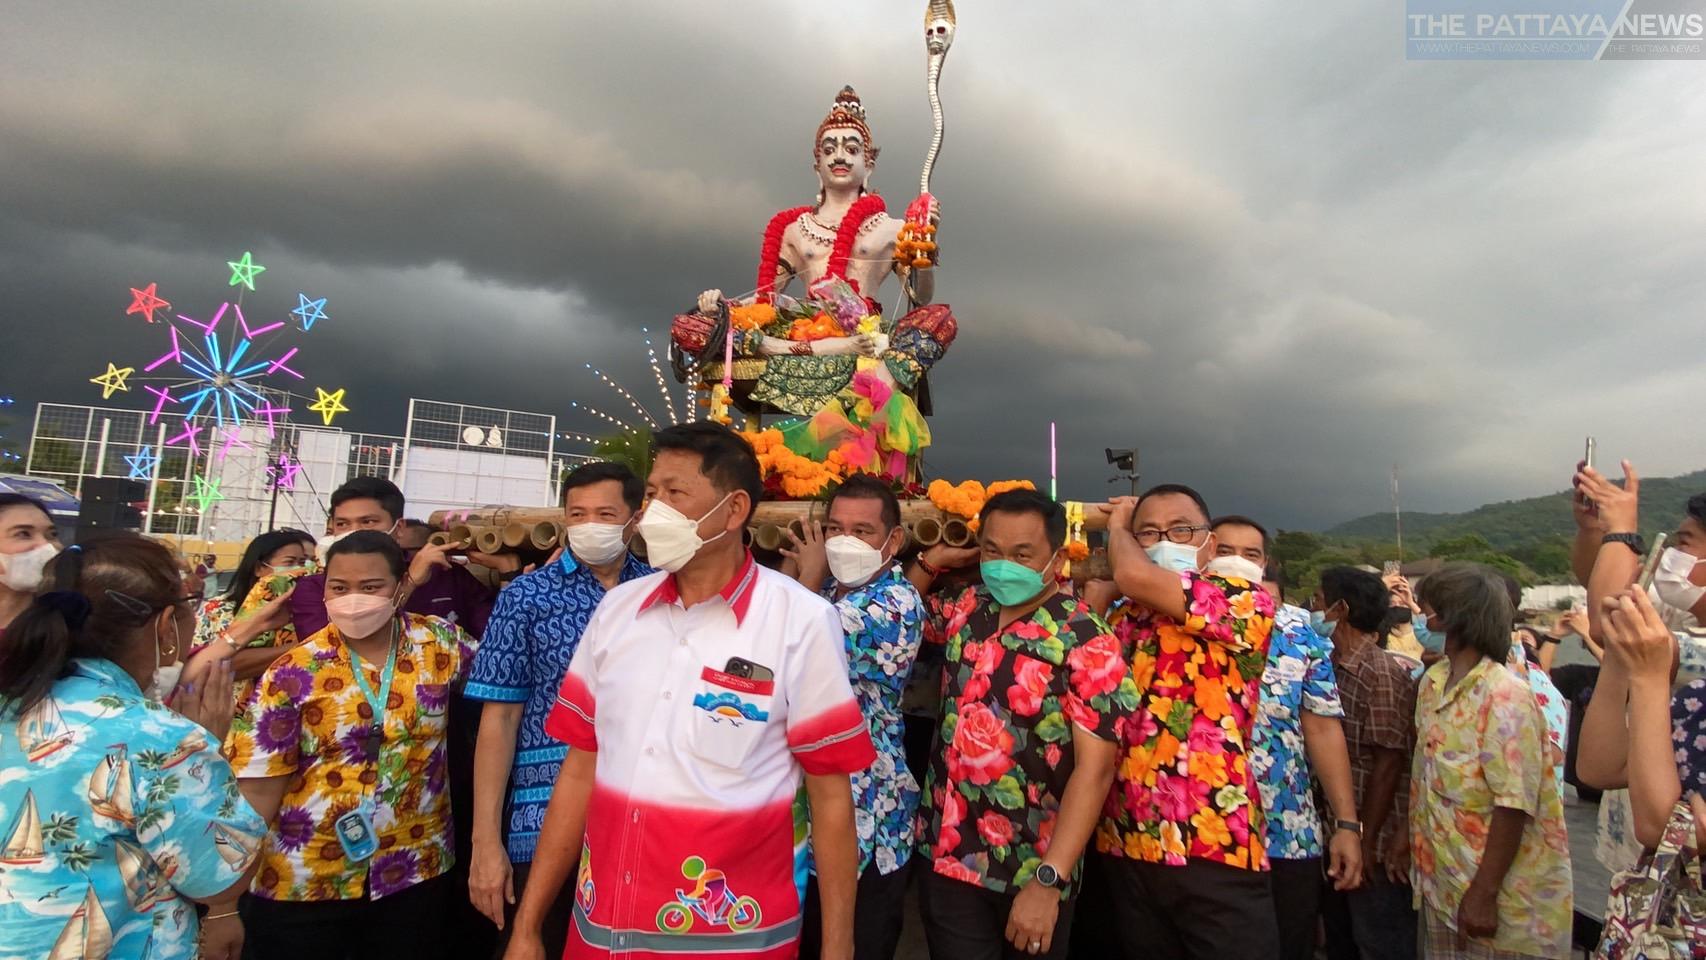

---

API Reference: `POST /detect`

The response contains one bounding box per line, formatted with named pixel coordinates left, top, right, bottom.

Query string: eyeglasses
left=1133, top=525, right=1209, bottom=548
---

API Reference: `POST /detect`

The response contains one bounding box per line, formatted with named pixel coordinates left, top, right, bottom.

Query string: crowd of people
left=0, top=431, right=1701, bottom=960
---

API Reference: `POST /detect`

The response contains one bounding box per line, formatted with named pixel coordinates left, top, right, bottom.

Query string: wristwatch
left=1335, top=819, right=1363, bottom=836
left=1033, top=863, right=1067, bottom=889
left=1601, top=532, right=1646, bottom=556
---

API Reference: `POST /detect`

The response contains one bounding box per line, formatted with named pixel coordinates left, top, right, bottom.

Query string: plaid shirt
left=1328, top=639, right=1416, bottom=856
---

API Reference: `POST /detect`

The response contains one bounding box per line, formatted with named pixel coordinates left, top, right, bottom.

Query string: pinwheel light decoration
left=139, top=301, right=304, bottom=428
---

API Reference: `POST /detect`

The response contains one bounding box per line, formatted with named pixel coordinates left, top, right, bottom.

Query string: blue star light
left=292, top=294, right=329, bottom=331
left=124, top=446, right=159, bottom=481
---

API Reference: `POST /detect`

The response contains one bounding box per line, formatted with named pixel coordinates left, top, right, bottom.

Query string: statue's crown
left=816, top=85, right=874, bottom=145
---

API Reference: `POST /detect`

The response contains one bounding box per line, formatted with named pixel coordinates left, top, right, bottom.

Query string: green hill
left=1324, top=469, right=1706, bottom=552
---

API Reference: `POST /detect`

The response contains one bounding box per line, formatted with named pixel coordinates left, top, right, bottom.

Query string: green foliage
left=582, top=426, right=654, bottom=483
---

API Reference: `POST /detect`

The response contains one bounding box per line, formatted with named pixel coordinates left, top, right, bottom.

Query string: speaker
left=77, top=478, right=145, bottom=537
left=81, top=478, right=147, bottom=504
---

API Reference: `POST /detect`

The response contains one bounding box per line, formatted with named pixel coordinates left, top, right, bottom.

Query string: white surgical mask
left=316, top=531, right=350, bottom=565
left=1654, top=547, right=1706, bottom=613
left=147, top=615, right=184, bottom=703
left=316, top=521, right=400, bottom=564
left=1204, top=555, right=1264, bottom=583
left=826, top=535, right=889, bottom=588
left=636, top=493, right=733, bottom=573
left=1145, top=540, right=1201, bottom=574
left=567, top=522, right=630, bottom=567
left=0, top=542, right=60, bottom=592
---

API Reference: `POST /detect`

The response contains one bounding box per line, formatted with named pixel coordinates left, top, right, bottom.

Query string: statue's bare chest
left=788, top=213, right=896, bottom=289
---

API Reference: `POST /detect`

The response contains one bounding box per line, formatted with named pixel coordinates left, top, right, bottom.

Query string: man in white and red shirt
left=505, top=422, right=874, bottom=960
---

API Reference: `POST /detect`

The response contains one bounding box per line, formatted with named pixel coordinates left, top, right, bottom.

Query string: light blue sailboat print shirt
left=0, top=658, right=265, bottom=960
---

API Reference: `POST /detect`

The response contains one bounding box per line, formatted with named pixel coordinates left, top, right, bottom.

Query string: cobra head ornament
left=919, top=0, right=956, bottom=195
left=925, top=0, right=957, bottom=56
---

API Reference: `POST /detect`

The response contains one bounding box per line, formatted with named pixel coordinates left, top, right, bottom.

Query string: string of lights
left=583, top=363, right=658, bottom=430
left=639, top=327, right=679, bottom=425
left=567, top=400, right=636, bottom=435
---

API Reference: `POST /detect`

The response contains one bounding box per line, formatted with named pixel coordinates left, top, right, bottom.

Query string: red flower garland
left=826, top=194, right=888, bottom=295
left=753, top=195, right=889, bottom=302
left=756, top=206, right=811, bottom=304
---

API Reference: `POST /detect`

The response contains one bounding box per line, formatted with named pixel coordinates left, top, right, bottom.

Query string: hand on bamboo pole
left=781, top=520, right=830, bottom=593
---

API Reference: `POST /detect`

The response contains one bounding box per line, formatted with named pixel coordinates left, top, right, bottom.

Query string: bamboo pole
left=426, top=498, right=1115, bottom=555
left=472, top=527, right=505, bottom=554
left=530, top=521, right=563, bottom=551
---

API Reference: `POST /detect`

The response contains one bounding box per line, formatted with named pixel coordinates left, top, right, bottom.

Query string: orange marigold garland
left=927, top=478, right=1037, bottom=531
left=742, top=428, right=846, bottom=498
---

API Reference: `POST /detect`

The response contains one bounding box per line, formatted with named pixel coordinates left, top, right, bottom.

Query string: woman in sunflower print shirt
left=215, top=531, right=478, bottom=960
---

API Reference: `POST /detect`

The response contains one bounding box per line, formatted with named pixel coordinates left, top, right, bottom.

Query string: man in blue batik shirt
left=782, top=474, right=925, bottom=960
left=1210, top=517, right=1364, bottom=960
left=464, top=462, right=652, bottom=956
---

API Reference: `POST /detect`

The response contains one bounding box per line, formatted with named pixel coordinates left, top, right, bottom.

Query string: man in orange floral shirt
left=1092, top=484, right=1280, bottom=959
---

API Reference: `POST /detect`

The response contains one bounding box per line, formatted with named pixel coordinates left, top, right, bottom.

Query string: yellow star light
left=227, top=250, right=266, bottom=291
left=90, top=362, right=136, bottom=399
left=307, top=386, right=349, bottom=425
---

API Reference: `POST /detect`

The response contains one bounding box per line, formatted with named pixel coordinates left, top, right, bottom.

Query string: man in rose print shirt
left=908, top=489, right=1138, bottom=959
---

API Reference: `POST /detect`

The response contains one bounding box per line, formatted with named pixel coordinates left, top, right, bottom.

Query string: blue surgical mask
left=981, top=559, right=1047, bottom=607
left=1145, top=541, right=1200, bottom=574
left=1310, top=610, right=1338, bottom=639
left=1412, top=613, right=1444, bottom=653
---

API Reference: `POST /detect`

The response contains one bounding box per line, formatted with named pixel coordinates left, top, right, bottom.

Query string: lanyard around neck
left=346, top=619, right=400, bottom=738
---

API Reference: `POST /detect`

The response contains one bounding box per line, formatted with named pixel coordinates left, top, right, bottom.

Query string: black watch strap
left=1335, top=819, right=1363, bottom=836
left=1601, top=532, right=1646, bottom=556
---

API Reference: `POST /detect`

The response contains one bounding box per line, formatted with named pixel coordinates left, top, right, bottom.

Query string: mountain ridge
left=1322, top=469, right=1706, bottom=551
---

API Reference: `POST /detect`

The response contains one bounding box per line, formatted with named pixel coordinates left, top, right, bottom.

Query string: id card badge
left=334, top=807, right=379, bottom=862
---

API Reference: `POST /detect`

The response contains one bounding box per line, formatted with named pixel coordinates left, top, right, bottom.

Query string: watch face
left=1036, top=864, right=1058, bottom=887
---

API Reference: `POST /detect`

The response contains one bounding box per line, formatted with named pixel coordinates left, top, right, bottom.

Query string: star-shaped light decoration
left=90, top=362, right=136, bottom=399
left=185, top=473, right=225, bottom=512
left=226, top=251, right=266, bottom=291
left=307, top=386, right=349, bottom=425
left=126, top=283, right=170, bottom=323
left=266, top=452, right=303, bottom=491
left=124, top=446, right=159, bottom=481
left=292, top=294, right=329, bottom=331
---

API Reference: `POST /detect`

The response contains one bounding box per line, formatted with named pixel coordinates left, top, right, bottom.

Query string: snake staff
left=920, top=0, right=957, bottom=195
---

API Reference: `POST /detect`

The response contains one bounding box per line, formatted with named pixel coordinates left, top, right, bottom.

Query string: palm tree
left=42, top=813, right=79, bottom=845
left=61, top=843, right=97, bottom=872
left=589, top=426, right=654, bottom=482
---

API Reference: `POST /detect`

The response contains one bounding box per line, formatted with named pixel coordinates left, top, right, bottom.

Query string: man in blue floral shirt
left=1211, top=517, right=1363, bottom=960
left=783, top=474, right=924, bottom=960
left=463, top=462, right=651, bottom=955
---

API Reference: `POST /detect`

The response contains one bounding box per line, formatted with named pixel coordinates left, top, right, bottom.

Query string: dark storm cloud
left=3, top=2, right=1704, bottom=528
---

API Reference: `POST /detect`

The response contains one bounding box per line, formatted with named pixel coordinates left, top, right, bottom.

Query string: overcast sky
left=4, top=1, right=1702, bottom=529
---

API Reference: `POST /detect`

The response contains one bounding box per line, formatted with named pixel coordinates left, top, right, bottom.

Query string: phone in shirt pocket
left=689, top=662, right=775, bottom=769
